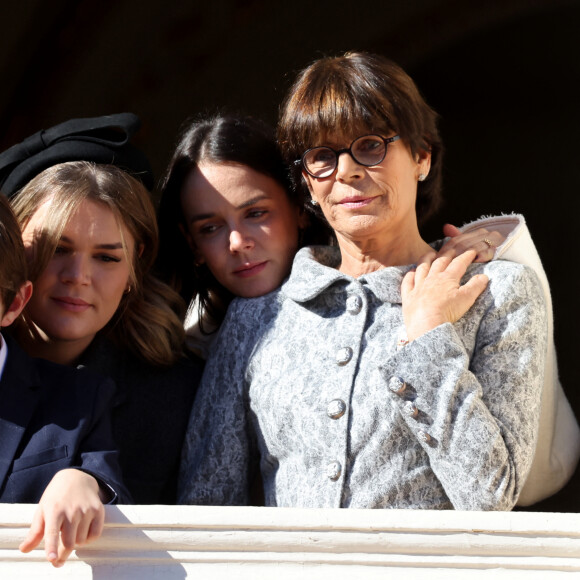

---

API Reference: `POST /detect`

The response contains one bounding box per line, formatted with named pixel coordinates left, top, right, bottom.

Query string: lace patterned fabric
left=179, top=245, right=547, bottom=510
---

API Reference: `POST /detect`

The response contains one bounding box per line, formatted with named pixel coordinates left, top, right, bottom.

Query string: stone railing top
left=0, top=505, right=579, bottom=578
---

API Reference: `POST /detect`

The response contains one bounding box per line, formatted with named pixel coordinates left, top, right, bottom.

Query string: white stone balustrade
left=0, top=504, right=579, bottom=578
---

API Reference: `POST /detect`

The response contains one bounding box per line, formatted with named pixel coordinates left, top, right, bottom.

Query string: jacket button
left=388, top=376, right=406, bottom=394
left=327, top=399, right=347, bottom=419
left=403, top=401, right=419, bottom=418
left=346, top=295, right=362, bottom=314
left=418, top=430, right=432, bottom=443
left=326, top=461, right=342, bottom=481
left=336, top=347, right=353, bottom=365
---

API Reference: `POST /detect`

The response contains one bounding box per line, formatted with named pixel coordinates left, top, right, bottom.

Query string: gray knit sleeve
left=379, top=261, right=547, bottom=510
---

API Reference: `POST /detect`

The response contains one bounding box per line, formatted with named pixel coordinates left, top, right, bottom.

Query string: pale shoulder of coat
left=458, top=213, right=535, bottom=263
left=458, top=261, right=545, bottom=355
left=459, top=213, right=550, bottom=309
left=466, top=257, right=544, bottom=301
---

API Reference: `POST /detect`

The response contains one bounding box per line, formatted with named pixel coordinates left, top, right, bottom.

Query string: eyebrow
left=189, top=194, right=270, bottom=224
left=59, top=235, right=124, bottom=250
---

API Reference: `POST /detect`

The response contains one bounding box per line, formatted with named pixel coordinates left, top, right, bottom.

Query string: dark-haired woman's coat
left=80, top=337, right=202, bottom=504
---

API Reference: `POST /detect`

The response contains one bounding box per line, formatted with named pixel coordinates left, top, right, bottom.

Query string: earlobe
left=302, top=171, right=314, bottom=195
left=0, top=281, right=33, bottom=328
left=416, top=149, right=432, bottom=180
left=301, top=172, right=320, bottom=207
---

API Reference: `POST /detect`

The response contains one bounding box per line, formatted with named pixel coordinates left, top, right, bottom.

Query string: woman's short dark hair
left=157, top=113, right=329, bottom=329
left=277, top=52, right=444, bottom=224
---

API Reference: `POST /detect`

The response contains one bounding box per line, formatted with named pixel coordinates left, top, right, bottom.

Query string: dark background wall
left=2, top=0, right=579, bottom=511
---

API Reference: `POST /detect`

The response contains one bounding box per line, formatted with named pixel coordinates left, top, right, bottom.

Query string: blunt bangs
left=278, top=52, right=444, bottom=224
left=280, top=59, right=400, bottom=161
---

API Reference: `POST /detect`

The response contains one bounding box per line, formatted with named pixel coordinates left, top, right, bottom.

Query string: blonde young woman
left=0, top=115, right=202, bottom=504
left=0, top=194, right=130, bottom=567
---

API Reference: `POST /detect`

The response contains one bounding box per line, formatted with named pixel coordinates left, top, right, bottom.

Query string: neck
left=336, top=227, right=432, bottom=277
left=14, top=323, right=92, bottom=367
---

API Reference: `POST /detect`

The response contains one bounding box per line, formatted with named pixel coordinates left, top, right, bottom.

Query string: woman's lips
left=339, top=196, right=375, bottom=208
left=52, top=296, right=91, bottom=312
left=233, top=261, right=267, bottom=278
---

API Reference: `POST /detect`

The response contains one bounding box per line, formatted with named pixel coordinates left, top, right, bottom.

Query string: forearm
left=383, top=325, right=541, bottom=509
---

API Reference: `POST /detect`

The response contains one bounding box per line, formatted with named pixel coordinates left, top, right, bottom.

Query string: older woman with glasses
left=179, top=52, right=548, bottom=511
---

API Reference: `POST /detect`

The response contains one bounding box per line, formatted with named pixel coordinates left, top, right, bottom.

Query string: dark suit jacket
left=0, top=334, right=131, bottom=504
left=79, top=336, right=202, bottom=504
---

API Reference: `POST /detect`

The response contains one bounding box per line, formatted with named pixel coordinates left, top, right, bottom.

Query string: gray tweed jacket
left=179, top=245, right=547, bottom=510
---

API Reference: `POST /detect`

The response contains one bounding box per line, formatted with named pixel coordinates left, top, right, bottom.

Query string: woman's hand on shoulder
left=19, top=468, right=105, bottom=567
left=437, top=224, right=506, bottom=262
left=401, top=250, right=489, bottom=341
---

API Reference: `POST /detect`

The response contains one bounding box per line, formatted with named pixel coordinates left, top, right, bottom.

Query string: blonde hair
left=11, top=161, right=186, bottom=366
left=0, top=195, right=27, bottom=309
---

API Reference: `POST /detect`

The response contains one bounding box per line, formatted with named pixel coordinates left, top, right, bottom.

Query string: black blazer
left=79, top=336, right=202, bottom=504
left=0, top=334, right=131, bottom=503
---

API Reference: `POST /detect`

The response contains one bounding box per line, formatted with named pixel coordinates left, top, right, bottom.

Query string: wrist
left=405, top=317, right=447, bottom=342
left=72, top=468, right=115, bottom=503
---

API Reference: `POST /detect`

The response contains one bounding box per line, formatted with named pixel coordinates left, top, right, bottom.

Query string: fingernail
left=48, top=551, right=58, bottom=561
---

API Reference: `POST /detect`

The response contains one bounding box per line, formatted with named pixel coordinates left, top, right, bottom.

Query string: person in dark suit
left=0, top=194, right=129, bottom=567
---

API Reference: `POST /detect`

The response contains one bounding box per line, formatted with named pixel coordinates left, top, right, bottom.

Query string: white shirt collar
left=0, top=333, right=7, bottom=381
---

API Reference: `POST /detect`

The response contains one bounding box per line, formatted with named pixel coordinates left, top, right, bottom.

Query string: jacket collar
left=282, top=246, right=414, bottom=305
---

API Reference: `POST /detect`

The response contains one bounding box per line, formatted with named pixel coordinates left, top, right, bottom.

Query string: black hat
left=0, top=112, right=154, bottom=197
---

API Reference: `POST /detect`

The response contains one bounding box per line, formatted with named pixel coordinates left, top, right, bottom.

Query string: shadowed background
left=2, top=0, right=579, bottom=511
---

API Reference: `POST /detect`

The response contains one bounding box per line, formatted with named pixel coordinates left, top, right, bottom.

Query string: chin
left=237, top=289, right=266, bottom=299
left=237, top=282, right=277, bottom=299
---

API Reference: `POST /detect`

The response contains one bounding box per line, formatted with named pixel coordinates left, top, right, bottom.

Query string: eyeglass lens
left=303, top=135, right=388, bottom=178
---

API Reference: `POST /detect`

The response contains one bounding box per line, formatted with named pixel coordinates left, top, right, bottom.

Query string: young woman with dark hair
left=157, top=114, right=331, bottom=356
